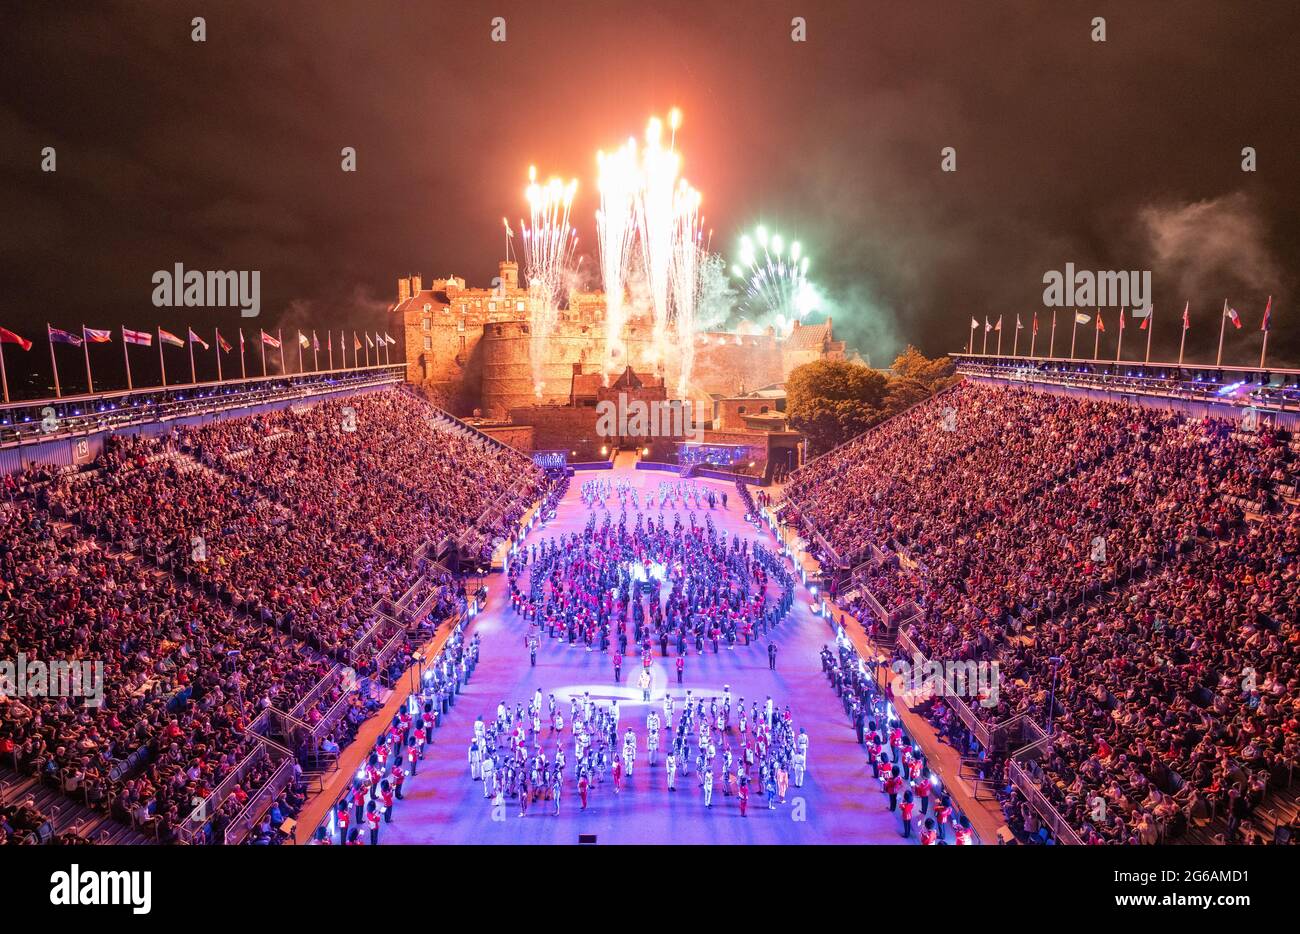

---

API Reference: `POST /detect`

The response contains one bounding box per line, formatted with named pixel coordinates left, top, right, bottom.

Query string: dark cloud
left=1, top=0, right=1297, bottom=396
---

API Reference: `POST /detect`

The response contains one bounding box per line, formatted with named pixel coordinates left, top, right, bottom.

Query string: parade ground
left=381, top=462, right=913, bottom=845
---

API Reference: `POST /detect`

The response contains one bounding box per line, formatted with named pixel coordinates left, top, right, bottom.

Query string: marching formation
left=464, top=686, right=809, bottom=817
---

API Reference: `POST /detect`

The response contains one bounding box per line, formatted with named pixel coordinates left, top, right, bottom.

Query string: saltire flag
left=123, top=328, right=153, bottom=346
left=297, top=332, right=310, bottom=348
left=217, top=331, right=232, bottom=353
left=188, top=328, right=209, bottom=350
left=0, top=327, right=33, bottom=351
left=49, top=326, right=83, bottom=346
left=261, top=330, right=281, bottom=348
left=158, top=328, right=185, bottom=347
left=1132, top=308, right=1151, bottom=330
left=1096, top=313, right=1105, bottom=333
left=1181, top=302, right=1190, bottom=331
left=1226, top=306, right=1242, bottom=329
left=1032, top=312, right=1039, bottom=335
left=994, top=316, right=1002, bottom=332
left=84, top=327, right=113, bottom=343
left=384, top=333, right=397, bottom=345
left=1074, top=312, right=1091, bottom=325
left=1260, top=296, right=1272, bottom=332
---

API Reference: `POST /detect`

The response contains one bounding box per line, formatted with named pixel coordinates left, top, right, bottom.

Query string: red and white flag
left=0, top=327, right=32, bottom=351
left=1181, top=302, right=1190, bottom=331
left=1226, top=306, right=1242, bottom=329
left=261, top=330, right=281, bottom=348
left=123, top=327, right=153, bottom=346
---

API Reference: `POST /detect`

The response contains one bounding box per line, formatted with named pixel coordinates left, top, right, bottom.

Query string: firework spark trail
left=670, top=179, right=703, bottom=398
left=636, top=116, right=680, bottom=372
left=520, top=166, right=578, bottom=396
left=596, top=139, right=641, bottom=380
left=732, top=225, right=816, bottom=336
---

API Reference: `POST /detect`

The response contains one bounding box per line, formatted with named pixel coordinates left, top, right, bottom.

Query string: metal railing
left=1007, top=760, right=1085, bottom=845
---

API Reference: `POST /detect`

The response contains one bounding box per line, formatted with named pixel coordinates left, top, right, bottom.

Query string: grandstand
left=1, top=373, right=545, bottom=844
left=783, top=360, right=1300, bottom=845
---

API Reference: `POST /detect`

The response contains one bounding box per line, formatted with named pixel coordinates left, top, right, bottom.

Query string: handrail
left=1007, top=760, right=1086, bottom=845
left=222, top=757, right=295, bottom=845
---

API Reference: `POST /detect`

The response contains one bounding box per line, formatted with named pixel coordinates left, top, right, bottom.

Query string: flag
left=0, top=327, right=32, bottom=351
left=365, top=334, right=375, bottom=348
left=1074, top=312, right=1091, bottom=325
left=353, top=335, right=362, bottom=351
left=984, top=317, right=992, bottom=332
left=1132, top=307, right=1151, bottom=330
left=1096, top=314, right=1105, bottom=333
left=261, top=331, right=281, bottom=348
left=217, top=331, right=232, bottom=353
left=384, top=333, right=397, bottom=345
left=49, top=326, right=83, bottom=346
left=188, top=328, right=209, bottom=350
left=297, top=332, right=310, bottom=348
left=312, top=332, right=320, bottom=351
left=1260, top=296, right=1272, bottom=332
left=83, top=327, right=113, bottom=343
left=1181, top=302, right=1190, bottom=331
left=994, top=316, right=1002, bottom=332
left=970, top=317, right=979, bottom=329
left=123, top=328, right=153, bottom=346
left=158, top=328, right=185, bottom=347
left=1226, top=306, right=1242, bottom=329
left=1032, top=312, right=1039, bottom=335
left=1015, top=315, right=1024, bottom=330
left=1118, top=309, right=1125, bottom=331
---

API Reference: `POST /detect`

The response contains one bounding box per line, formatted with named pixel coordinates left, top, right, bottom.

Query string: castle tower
left=497, top=260, right=519, bottom=291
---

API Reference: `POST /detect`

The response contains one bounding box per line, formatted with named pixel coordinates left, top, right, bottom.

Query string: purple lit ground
left=381, top=464, right=913, bottom=845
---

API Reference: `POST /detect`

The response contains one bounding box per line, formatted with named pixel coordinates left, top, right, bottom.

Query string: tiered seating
left=0, top=387, right=544, bottom=845
left=787, top=380, right=1299, bottom=843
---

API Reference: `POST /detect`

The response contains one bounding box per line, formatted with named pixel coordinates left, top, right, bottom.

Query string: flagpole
left=982, top=321, right=988, bottom=356
left=967, top=323, right=972, bottom=355
left=0, top=342, right=9, bottom=404
left=1145, top=306, right=1153, bottom=364
left=1116, top=308, right=1125, bottom=363
left=328, top=333, right=334, bottom=371
left=78, top=325, right=94, bottom=394
left=239, top=330, right=246, bottom=380
left=47, top=326, right=62, bottom=398
left=352, top=332, right=358, bottom=368
left=1178, top=303, right=1188, bottom=367
left=1260, top=296, right=1272, bottom=369
left=121, top=327, right=133, bottom=390
left=157, top=326, right=167, bottom=387
left=1216, top=299, right=1227, bottom=367
left=1093, top=314, right=1101, bottom=361
left=297, top=330, right=303, bottom=373
left=996, top=319, right=1003, bottom=356
left=188, top=331, right=196, bottom=384
left=215, top=328, right=223, bottom=382
left=313, top=331, right=319, bottom=371
left=261, top=331, right=268, bottom=377
left=278, top=329, right=284, bottom=374
left=1070, top=317, right=1077, bottom=360
left=1012, top=319, right=1019, bottom=357
left=1030, top=316, right=1037, bottom=358
left=1049, top=310, right=1057, bottom=358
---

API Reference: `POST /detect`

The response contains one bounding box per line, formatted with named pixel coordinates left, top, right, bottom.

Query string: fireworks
left=596, top=139, right=641, bottom=377
left=637, top=115, right=681, bottom=361
left=670, top=179, right=703, bottom=397
left=520, top=165, right=578, bottom=395
left=732, top=225, right=818, bottom=336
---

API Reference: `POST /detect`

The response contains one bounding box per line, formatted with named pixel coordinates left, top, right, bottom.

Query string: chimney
left=498, top=260, right=519, bottom=290
left=397, top=276, right=410, bottom=304
left=572, top=362, right=583, bottom=375
left=410, top=274, right=423, bottom=294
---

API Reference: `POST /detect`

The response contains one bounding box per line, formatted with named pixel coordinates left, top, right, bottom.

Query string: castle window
left=423, top=336, right=433, bottom=351
left=459, top=336, right=466, bottom=352
left=423, top=303, right=431, bottom=312
left=458, top=318, right=466, bottom=332
left=737, top=406, right=747, bottom=414
left=760, top=405, right=769, bottom=414
left=515, top=301, right=525, bottom=312
left=488, top=301, right=497, bottom=312
left=461, top=303, right=468, bottom=314
left=475, top=299, right=482, bottom=308
left=422, top=318, right=431, bottom=330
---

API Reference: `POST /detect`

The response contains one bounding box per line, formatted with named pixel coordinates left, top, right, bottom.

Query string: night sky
left=2, top=1, right=1297, bottom=397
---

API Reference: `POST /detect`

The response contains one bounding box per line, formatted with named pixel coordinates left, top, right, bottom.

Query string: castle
left=390, top=261, right=847, bottom=419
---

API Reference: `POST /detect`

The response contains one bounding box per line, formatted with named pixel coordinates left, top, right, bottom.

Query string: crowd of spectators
left=785, top=381, right=1299, bottom=843
left=1, top=387, right=543, bottom=845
